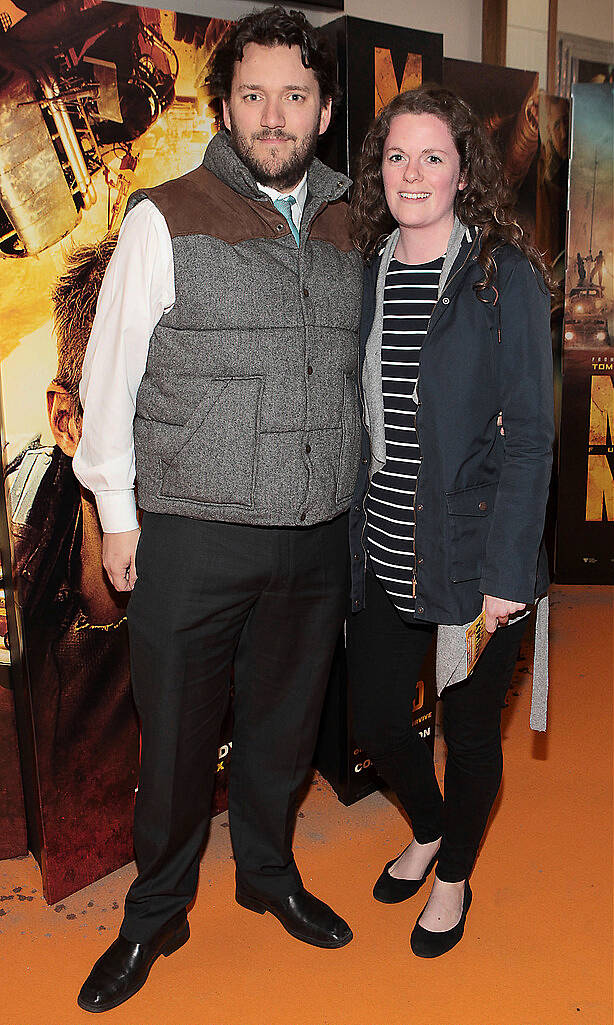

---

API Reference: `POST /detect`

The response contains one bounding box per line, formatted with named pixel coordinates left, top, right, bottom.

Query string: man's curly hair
left=205, top=5, right=341, bottom=116
left=50, top=234, right=117, bottom=417
left=350, top=85, right=554, bottom=297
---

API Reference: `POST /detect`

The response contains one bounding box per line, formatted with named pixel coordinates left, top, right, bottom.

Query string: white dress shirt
left=73, top=173, right=308, bottom=534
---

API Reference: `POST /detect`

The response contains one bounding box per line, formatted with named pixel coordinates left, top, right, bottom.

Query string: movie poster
left=443, top=59, right=539, bottom=241
left=0, top=561, right=28, bottom=857
left=555, top=84, right=613, bottom=583
left=1, top=337, right=27, bottom=861
left=535, top=92, right=569, bottom=274
left=0, top=685, right=26, bottom=859
left=0, top=0, right=234, bottom=902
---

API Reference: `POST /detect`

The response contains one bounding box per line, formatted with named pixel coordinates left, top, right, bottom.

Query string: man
left=589, top=249, right=605, bottom=287
left=9, top=236, right=140, bottom=900
left=576, top=252, right=586, bottom=284
left=74, top=6, right=363, bottom=1014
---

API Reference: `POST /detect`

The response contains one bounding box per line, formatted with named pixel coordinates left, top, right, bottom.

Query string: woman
left=347, top=86, right=554, bottom=958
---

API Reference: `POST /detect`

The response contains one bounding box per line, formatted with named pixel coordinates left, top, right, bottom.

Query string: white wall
left=342, top=0, right=483, bottom=62
left=506, top=0, right=613, bottom=90
left=119, top=0, right=614, bottom=54
left=506, top=0, right=548, bottom=86
left=557, top=0, right=614, bottom=43
left=120, top=0, right=483, bottom=62
left=342, top=0, right=614, bottom=54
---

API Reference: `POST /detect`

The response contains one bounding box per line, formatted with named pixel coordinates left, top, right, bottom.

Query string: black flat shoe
left=410, top=880, right=472, bottom=958
left=373, top=850, right=439, bottom=904
left=236, top=884, right=352, bottom=948
left=77, top=910, right=189, bottom=1013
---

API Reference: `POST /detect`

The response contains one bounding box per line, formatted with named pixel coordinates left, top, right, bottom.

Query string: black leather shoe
left=373, top=850, right=438, bottom=903
left=410, top=880, right=472, bottom=958
left=77, top=910, right=189, bottom=1013
left=236, top=884, right=352, bottom=948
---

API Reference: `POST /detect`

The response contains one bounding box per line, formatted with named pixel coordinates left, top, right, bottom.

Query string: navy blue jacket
left=349, top=231, right=554, bottom=626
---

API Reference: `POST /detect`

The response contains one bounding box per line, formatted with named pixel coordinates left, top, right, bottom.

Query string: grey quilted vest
left=129, top=131, right=363, bottom=527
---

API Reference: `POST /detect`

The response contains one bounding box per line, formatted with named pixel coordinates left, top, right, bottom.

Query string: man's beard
left=228, top=119, right=320, bottom=191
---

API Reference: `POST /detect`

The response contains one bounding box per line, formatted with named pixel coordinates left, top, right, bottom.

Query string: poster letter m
left=586, top=375, right=614, bottom=521
left=375, top=49, right=422, bottom=116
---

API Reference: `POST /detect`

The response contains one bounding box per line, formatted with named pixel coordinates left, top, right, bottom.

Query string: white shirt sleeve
left=72, top=199, right=175, bottom=533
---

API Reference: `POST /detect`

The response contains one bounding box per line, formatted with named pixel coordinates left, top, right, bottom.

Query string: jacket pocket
left=445, top=482, right=498, bottom=583
left=159, top=376, right=263, bottom=506
left=336, top=370, right=361, bottom=503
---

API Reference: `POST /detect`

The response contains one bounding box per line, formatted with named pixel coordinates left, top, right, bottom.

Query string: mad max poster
left=556, top=83, right=613, bottom=583
left=0, top=554, right=27, bottom=859
left=1, top=410, right=27, bottom=859
left=0, top=0, right=233, bottom=902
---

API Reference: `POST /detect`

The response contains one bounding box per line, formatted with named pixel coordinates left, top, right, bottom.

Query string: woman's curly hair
left=350, top=85, right=554, bottom=297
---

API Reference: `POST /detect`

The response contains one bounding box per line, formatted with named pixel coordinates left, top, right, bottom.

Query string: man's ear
left=222, top=98, right=231, bottom=133
left=47, top=386, right=82, bottom=458
left=319, top=96, right=332, bottom=136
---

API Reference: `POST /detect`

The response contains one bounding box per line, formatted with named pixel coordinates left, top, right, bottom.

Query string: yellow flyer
left=465, top=609, right=493, bottom=677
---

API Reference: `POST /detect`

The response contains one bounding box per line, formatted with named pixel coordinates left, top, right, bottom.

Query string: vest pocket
left=445, top=482, right=498, bottom=583
left=159, top=376, right=263, bottom=506
left=336, top=370, right=361, bottom=503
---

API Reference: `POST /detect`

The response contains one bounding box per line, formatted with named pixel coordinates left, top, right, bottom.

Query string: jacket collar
left=376, top=217, right=479, bottom=297
left=203, top=129, right=352, bottom=205
left=439, top=218, right=479, bottom=296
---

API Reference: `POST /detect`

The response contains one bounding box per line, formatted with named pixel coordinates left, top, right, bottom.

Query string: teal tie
left=273, top=195, right=299, bottom=246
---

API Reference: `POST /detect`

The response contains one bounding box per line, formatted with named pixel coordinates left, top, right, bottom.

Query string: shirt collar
left=256, top=173, right=308, bottom=224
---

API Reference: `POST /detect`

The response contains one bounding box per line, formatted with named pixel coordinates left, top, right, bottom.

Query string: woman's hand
left=482, top=594, right=526, bottom=633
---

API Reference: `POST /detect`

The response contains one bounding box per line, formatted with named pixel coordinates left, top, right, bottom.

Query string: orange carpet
left=1, top=584, right=612, bottom=1025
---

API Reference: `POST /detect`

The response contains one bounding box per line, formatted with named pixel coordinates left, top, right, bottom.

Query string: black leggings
left=346, top=570, right=527, bottom=882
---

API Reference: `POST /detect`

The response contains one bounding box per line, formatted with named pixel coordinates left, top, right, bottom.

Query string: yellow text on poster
left=586, top=375, right=614, bottom=521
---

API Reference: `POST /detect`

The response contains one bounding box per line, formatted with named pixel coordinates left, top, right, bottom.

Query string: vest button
left=353, top=553, right=360, bottom=560
left=303, top=287, right=310, bottom=297
left=416, top=504, right=424, bottom=512
left=478, top=501, right=488, bottom=511
left=362, top=457, right=368, bottom=465
left=300, top=511, right=306, bottom=521
left=305, top=444, right=311, bottom=454
left=307, top=365, right=313, bottom=375
left=417, top=556, right=424, bottom=565
left=442, top=297, right=450, bottom=304
left=416, top=605, right=425, bottom=615
left=276, top=223, right=284, bottom=232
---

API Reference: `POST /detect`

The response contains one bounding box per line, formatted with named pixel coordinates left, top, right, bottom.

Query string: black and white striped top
left=365, top=255, right=443, bottom=617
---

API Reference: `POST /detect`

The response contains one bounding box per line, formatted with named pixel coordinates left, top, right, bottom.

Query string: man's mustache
left=253, top=131, right=297, bottom=142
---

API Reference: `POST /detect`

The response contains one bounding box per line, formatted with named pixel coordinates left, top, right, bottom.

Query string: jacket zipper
left=411, top=235, right=479, bottom=601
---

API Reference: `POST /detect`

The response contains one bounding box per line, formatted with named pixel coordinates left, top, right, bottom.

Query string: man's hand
left=482, top=594, right=526, bottom=633
left=102, top=528, right=141, bottom=592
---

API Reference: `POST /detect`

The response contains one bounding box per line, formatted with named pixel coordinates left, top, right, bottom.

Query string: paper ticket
left=465, top=608, right=493, bottom=677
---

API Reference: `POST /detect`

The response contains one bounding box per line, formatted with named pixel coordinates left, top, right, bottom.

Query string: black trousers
left=346, top=569, right=527, bottom=882
left=122, top=511, right=348, bottom=942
